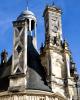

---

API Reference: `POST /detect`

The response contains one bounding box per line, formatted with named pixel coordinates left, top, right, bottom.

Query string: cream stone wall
left=0, top=90, right=66, bottom=100
left=49, top=50, right=65, bottom=93
left=40, top=49, right=66, bottom=98
left=50, top=51, right=63, bottom=77
left=10, top=77, right=27, bottom=87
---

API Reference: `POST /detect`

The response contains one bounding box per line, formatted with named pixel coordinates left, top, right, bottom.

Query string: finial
left=26, top=0, right=29, bottom=10
left=52, top=1, right=54, bottom=5
left=1, top=49, right=8, bottom=64
left=52, top=0, right=55, bottom=6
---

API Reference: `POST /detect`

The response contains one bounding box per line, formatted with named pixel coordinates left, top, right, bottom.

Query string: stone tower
left=42, top=4, right=64, bottom=91
left=9, top=8, right=37, bottom=91
left=40, top=5, right=75, bottom=99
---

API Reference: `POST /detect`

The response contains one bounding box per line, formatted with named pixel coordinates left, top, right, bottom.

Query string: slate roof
left=0, top=35, right=51, bottom=92
left=0, top=56, right=12, bottom=91
left=27, top=36, right=51, bottom=91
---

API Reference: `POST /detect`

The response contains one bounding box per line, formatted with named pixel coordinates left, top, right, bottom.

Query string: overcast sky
left=0, top=0, right=80, bottom=74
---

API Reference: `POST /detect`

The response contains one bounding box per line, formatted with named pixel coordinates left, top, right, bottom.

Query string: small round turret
left=16, top=8, right=37, bottom=49
left=17, top=9, right=36, bottom=21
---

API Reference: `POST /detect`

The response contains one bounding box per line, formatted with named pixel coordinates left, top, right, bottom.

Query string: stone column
left=33, top=22, right=37, bottom=49
left=24, top=21, right=28, bottom=74
left=65, top=53, right=70, bottom=77
left=12, top=27, right=15, bottom=74
left=29, top=19, right=32, bottom=36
